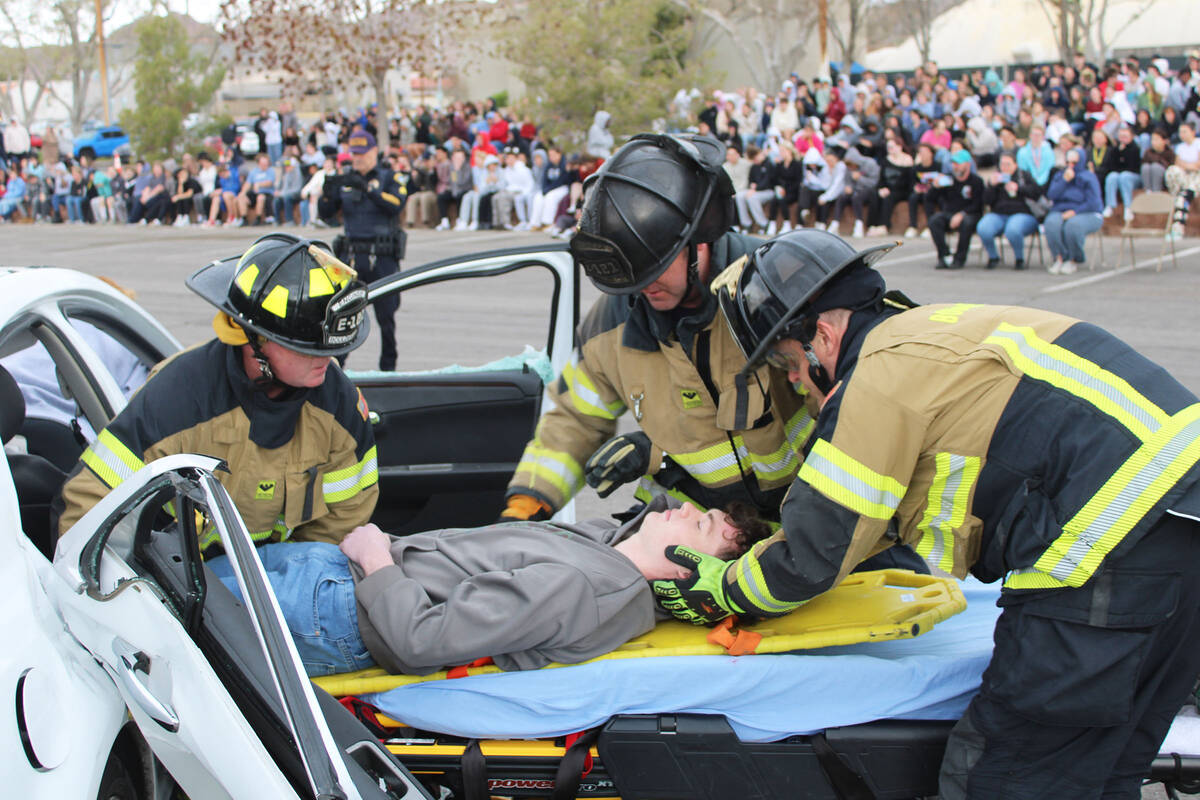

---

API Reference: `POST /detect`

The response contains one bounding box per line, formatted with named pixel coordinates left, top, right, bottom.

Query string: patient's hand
left=340, top=524, right=394, bottom=576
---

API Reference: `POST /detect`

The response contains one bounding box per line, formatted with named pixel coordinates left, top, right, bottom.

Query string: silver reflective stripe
left=989, top=327, right=1162, bottom=435
left=1049, top=414, right=1200, bottom=580
left=922, top=454, right=970, bottom=568
left=323, top=453, right=379, bottom=498
left=805, top=448, right=905, bottom=513
left=89, top=440, right=138, bottom=484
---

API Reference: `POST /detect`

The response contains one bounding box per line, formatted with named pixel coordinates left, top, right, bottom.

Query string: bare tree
left=220, top=0, right=478, bottom=152
left=1036, top=0, right=1159, bottom=64
left=0, top=1, right=58, bottom=124
left=900, top=0, right=937, bottom=66
left=828, top=0, right=871, bottom=69
left=670, top=0, right=819, bottom=92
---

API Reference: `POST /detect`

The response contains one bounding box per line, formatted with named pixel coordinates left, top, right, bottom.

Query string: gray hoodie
left=353, top=499, right=671, bottom=675
left=587, top=110, right=614, bottom=158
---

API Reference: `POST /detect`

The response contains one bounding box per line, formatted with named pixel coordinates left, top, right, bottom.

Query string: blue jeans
left=66, top=195, right=84, bottom=222
left=1044, top=211, right=1103, bottom=264
left=267, top=142, right=283, bottom=164
left=273, top=192, right=300, bottom=224
left=207, top=542, right=376, bottom=677
left=1104, top=171, right=1140, bottom=210
left=976, top=212, right=1038, bottom=260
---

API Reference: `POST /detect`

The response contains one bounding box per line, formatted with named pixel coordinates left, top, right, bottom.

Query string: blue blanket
left=365, top=580, right=1002, bottom=742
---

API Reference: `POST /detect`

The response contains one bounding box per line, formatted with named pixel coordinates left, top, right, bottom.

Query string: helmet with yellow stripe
left=187, top=233, right=370, bottom=357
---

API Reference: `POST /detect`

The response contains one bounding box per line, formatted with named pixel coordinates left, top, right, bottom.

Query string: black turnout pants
left=940, top=512, right=1200, bottom=799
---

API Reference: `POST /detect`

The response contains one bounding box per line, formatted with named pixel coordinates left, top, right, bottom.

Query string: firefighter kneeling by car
left=55, top=233, right=379, bottom=553
left=653, top=228, right=1200, bottom=799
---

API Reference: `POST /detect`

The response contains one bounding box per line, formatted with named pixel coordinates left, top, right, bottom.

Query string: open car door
left=357, top=244, right=578, bottom=533
left=53, top=454, right=433, bottom=800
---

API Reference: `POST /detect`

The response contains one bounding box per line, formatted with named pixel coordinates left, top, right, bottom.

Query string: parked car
left=73, top=126, right=131, bottom=160
left=236, top=121, right=261, bottom=158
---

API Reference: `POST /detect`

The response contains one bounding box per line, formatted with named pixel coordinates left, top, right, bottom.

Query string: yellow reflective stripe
left=514, top=446, right=583, bottom=498
left=635, top=476, right=695, bottom=508
left=261, top=284, right=290, bottom=318
left=1029, top=403, right=1200, bottom=587
left=380, top=192, right=401, bottom=206
left=914, top=452, right=981, bottom=574
left=308, top=267, right=335, bottom=297
left=235, top=263, right=259, bottom=295
left=672, top=441, right=744, bottom=483
left=323, top=446, right=379, bottom=503
left=561, top=355, right=623, bottom=420
left=80, top=430, right=146, bottom=489
left=199, top=517, right=288, bottom=552
left=798, top=439, right=907, bottom=520
left=986, top=323, right=1168, bottom=441
left=734, top=550, right=803, bottom=615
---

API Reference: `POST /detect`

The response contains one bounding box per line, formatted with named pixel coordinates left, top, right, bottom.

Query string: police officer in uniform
left=655, top=228, right=1200, bottom=798
left=56, top=233, right=379, bottom=552
left=499, top=133, right=925, bottom=576
left=325, top=128, right=407, bottom=371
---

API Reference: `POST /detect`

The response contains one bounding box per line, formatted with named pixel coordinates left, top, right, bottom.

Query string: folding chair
left=1115, top=191, right=1179, bottom=272
left=996, top=226, right=1046, bottom=268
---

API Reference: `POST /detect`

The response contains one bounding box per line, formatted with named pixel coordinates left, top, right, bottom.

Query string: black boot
left=986, top=257, right=1001, bottom=269
left=1014, top=258, right=1026, bottom=270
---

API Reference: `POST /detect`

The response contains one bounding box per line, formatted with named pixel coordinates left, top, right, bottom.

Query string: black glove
left=585, top=432, right=654, bottom=498
left=345, top=171, right=368, bottom=191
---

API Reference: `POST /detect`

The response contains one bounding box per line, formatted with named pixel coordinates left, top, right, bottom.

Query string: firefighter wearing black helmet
left=498, top=133, right=813, bottom=527
left=654, top=227, right=1200, bottom=798
left=56, top=233, right=380, bottom=552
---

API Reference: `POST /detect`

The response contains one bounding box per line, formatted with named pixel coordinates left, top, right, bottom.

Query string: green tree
left=503, top=0, right=713, bottom=148
left=119, top=15, right=224, bottom=159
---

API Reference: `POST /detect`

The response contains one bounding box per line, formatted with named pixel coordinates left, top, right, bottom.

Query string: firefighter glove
left=499, top=494, right=553, bottom=523
left=585, top=432, right=657, bottom=498
left=653, top=546, right=742, bottom=626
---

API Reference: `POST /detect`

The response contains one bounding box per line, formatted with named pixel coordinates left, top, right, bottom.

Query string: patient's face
left=638, top=502, right=740, bottom=560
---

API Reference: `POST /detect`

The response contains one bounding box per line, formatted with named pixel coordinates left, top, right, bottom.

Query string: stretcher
left=314, top=577, right=1200, bottom=799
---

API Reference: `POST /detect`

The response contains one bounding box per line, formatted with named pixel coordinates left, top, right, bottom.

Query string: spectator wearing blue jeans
left=272, top=157, right=303, bottom=225
left=977, top=152, right=1041, bottom=270
left=1102, top=127, right=1142, bottom=221
left=1044, top=148, right=1103, bottom=275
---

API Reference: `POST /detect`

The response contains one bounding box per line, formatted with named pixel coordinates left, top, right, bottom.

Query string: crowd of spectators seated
left=2, top=50, right=1199, bottom=273
left=675, top=50, right=1200, bottom=273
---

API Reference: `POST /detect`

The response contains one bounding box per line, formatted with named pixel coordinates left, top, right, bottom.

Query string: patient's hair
left=722, top=502, right=774, bottom=558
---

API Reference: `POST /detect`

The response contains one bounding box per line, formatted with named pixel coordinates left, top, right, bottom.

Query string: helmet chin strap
left=683, top=243, right=703, bottom=305
left=248, top=334, right=288, bottom=392
left=802, top=342, right=835, bottom=395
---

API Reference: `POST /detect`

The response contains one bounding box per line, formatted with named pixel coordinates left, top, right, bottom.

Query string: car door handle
left=113, top=639, right=179, bottom=732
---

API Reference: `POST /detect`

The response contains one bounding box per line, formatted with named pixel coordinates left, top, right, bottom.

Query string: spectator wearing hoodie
left=966, top=116, right=999, bottom=168
left=830, top=147, right=879, bottom=238
left=796, top=146, right=832, bottom=226
left=1045, top=147, right=1103, bottom=274
left=1017, top=124, right=1056, bottom=186
left=263, top=111, right=283, bottom=164
left=1165, top=121, right=1200, bottom=239
left=977, top=152, right=1042, bottom=270
left=734, top=145, right=775, bottom=232
left=1101, top=126, right=1142, bottom=221
left=272, top=157, right=303, bottom=225
left=814, top=147, right=847, bottom=229
left=494, top=148, right=533, bottom=229
left=458, top=153, right=504, bottom=230
left=530, top=146, right=570, bottom=229
left=586, top=111, right=613, bottom=158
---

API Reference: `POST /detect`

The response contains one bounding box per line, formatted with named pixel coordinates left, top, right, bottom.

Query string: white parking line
left=1040, top=244, right=1200, bottom=294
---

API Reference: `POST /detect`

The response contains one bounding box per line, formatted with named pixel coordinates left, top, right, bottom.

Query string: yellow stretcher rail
left=313, top=569, right=967, bottom=698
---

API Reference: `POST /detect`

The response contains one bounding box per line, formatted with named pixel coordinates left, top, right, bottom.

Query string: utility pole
left=95, top=0, right=111, bottom=124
